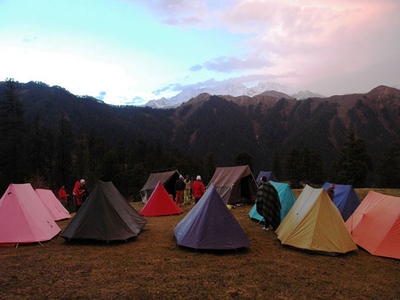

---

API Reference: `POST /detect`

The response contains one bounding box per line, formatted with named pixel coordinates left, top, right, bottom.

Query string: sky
left=1, top=0, right=399, bottom=106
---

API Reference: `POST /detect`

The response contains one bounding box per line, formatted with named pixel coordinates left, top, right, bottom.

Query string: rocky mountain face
left=171, top=85, right=400, bottom=169
left=2, top=81, right=400, bottom=173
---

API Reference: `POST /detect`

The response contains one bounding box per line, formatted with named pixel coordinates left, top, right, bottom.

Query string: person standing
left=73, top=181, right=84, bottom=212
left=184, top=175, right=191, bottom=205
left=256, top=176, right=281, bottom=231
left=192, top=175, right=205, bottom=204
left=175, top=175, right=185, bottom=207
left=58, top=185, right=69, bottom=208
left=79, top=179, right=89, bottom=204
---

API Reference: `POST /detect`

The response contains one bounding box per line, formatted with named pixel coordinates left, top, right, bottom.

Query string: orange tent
left=140, top=182, right=182, bottom=216
left=346, top=191, right=400, bottom=259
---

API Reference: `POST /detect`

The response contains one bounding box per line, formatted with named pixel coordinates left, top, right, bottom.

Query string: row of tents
left=0, top=165, right=399, bottom=260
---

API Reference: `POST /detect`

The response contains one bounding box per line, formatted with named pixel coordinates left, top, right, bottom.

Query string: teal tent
left=249, top=181, right=296, bottom=223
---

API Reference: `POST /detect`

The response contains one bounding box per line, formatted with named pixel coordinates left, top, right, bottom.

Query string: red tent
left=35, top=189, right=71, bottom=221
left=140, top=182, right=182, bottom=216
left=0, top=183, right=61, bottom=246
left=346, top=191, right=400, bottom=259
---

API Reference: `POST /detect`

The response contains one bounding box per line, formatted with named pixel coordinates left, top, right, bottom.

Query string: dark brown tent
left=140, top=170, right=180, bottom=203
left=207, top=165, right=257, bottom=205
left=61, top=181, right=147, bottom=242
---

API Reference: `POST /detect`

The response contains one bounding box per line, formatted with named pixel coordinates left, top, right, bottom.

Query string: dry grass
left=1, top=189, right=399, bottom=299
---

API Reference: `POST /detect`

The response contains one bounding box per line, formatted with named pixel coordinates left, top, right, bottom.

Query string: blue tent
left=174, top=185, right=251, bottom=250
left=256, top=171, right=278, bottom=184
left=249, top=181, right=296, bottom=223
left=322, top=183, right=360, bottom=221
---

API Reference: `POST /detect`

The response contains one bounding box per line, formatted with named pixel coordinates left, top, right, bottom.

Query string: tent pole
left=38, top=241, right=44, bottom=247
left=15, top=243, right=19, bottom=249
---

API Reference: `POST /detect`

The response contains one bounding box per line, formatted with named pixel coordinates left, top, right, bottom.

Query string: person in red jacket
left=58, top=185, right=69, bottom=208
left=192, top=175, right=205, bottom=204
left=73, top=181, right=84, bottom=212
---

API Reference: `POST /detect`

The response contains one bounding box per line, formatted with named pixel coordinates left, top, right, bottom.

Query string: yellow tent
left=275, top=185, right=357, bottom=254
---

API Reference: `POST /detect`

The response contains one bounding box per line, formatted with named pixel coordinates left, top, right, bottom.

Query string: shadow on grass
left=174, top=241, right=251, bottom=256
left=61, top=236, right=140, bottom=246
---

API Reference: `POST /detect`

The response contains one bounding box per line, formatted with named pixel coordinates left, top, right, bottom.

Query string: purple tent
left=173, top=185, right=251, bottom=250
left=256, top=171, right=278, bottom=184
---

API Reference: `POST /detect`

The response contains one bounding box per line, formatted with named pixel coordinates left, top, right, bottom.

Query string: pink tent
left=35, top=189, right=71, bottom=221
left=0, top=183, right=61, bottom=246
left=346, top=191, right=400, bottom=259
left=140, top=181, right=182, bottom=216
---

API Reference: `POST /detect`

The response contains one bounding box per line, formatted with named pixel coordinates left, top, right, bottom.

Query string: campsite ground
left=1, top=189, right=399, bottom=299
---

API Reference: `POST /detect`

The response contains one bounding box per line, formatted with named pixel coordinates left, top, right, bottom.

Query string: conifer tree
left=234, top=152, right=254, bottom=173
left=271, top=148, right=281, bottom=180
left=54, top=111, right=74, bottom=187
left=333, top=129, right=372, bottom=187
left=378, top=141, right=400, bottom=188
left=0, top=79, right=30, bottom=186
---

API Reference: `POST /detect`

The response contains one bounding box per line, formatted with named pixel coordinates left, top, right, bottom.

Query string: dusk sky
left=1, top=0, right=399, bottom=105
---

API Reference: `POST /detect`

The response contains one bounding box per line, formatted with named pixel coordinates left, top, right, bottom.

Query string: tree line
left=1, top=79, right=399, bottom=199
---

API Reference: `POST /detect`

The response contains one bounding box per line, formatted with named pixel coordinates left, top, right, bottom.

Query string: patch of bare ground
left=1, top=189, right=399, bottom=299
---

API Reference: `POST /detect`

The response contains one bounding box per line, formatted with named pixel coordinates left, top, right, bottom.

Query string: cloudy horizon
left=1, top=0, right=399, bottom=105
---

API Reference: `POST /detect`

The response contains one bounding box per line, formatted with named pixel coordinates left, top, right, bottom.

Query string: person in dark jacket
left=256, top=176, right=281, bottom=231
left=175, top=175, right=185, bottom=207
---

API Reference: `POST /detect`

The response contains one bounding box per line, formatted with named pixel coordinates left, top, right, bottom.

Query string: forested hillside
left=1, top=80, right=399, bottom=197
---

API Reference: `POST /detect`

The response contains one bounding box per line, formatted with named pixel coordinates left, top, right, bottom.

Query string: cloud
left=190, top=64, right=203, bottom=72
left=158, top=72, right=297, bottom=94
left=96, top=91, right=107, bottom=100
left=195, top=54, right=273, bottom=73
left=128, top=0, right=214, bottom=27
left=152, top=84, right=176, bottom=96
left=22, top=37, right=38, bottom=43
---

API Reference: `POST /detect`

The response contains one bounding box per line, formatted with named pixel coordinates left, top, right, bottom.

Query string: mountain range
left=1, top=81, right=400, bottom=183
left=144, top=82, right=324, bottom=108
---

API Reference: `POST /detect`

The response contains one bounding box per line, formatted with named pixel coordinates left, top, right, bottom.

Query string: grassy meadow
left=1, top=189, right=399, bottom=299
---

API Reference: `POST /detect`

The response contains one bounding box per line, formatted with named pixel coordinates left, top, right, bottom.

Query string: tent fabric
left=0, top=183, right=61, bottom=245
left=346, top=191, right=400, bottom=259
left=140, top=170, right=180, bottom=203
left=207, top=165, right=258, bottom=205
left=140, top=182, right=182, bottom=216
left=61, top=181, right=147, bottom=241
left=249, top=181, right=296, bottom=222
left=35, top=189, right=71, bottom=221
left=174, top=184, right=251, bottom=250
left=256, top=171, right=278, bottom=184
left=276, top=186, right=357, bottom=254
left=322, top=183, right=360, bottom=221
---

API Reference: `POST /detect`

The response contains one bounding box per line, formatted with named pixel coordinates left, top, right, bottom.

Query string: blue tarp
left=256, top=171, right=278, bottom=184
left=322, top=183, right=360, bottom=221
left=249, top=181, right=296, bottom=223
left=174, top=184, right=251, bottom=250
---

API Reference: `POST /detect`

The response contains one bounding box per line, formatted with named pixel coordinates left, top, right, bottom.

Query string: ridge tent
left=256, top=171, right=278, bottom=184
left=207, top=165, right=257, bottom=205
left=249, top=181, right=296, bottom=223
left=0, top=183, right=61, bottom=246
left=61, top=181, right=147, bottom=242
left=276, top=185, right=357, bottom=254
left=140, top=181, right=182, bottom=216
left=140, top=170, right=180, bottom=203
left=322, top=183, right=360, bottom=221
left=174, top=184, right=251, bottom=250
left=35, top=188, right=71, bottom=221
left=346, top=191, right=400, bottom=259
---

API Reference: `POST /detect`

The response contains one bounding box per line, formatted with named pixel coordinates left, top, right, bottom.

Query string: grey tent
left=207, top=165, right=257, bottom=204
left=174, top=184, right=251, bottom=250
left=140, top=170, right=180, bottom=203
left=61, top=181, right=147, bottom=242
